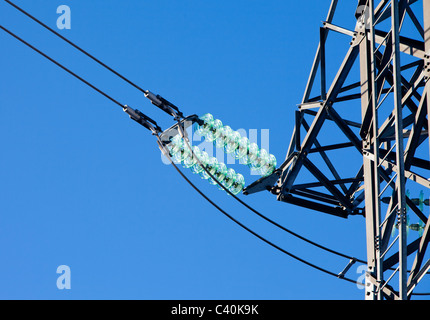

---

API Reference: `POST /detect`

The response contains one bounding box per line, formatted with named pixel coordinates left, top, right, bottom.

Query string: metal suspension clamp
left=144, top=90, right=184, bottom=118
left=123, top=105, right=161, bottom=134
left=144, top=90, right=163, bottom=107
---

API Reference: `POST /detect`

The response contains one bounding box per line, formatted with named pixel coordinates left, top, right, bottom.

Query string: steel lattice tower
left=245, top=0, right=430, bottom=300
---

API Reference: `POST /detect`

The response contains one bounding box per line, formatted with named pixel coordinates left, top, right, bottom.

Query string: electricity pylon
left=244, top=0, right=430, bottom=300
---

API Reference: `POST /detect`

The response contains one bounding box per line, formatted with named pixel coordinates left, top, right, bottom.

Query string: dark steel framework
left=245, top=0, right=430, bottom=300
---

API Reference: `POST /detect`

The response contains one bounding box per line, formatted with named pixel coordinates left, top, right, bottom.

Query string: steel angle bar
left=290, top=189, right=341, bottom=206
left=278, top=193, right=349, bottom=218
left=408, top=259, right=430, bottom=297
left=302, top=158, right=354, bottom=211
left=408, top=215, right=430, bottom=283
left=302, top=0, right=338, bottom=103
left=301, top=118, right=348, bottom=193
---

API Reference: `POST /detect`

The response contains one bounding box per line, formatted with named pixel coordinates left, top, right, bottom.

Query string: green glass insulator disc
left=251, top=148, right=269, bottom=170
left=196, top=113, right=214, bottom=137
left=214, top=162, right=228, bottom=188
left=206, top=157, right=220, bottom=185
left=173, top=144, right=191, bottom=163
left=241, top=142, right=259, bottom=165
left=199, top=152, right=212, bottom=180
left=168, top=135, right=184, bottom=157
left=194, top=151, right=209, bottom=177
left=183, top=146, right=200, bottom=168
left=233, top=137, right=250, bottom=160
left=229, top=173, right=245, bottom=195
left=259, top=154, right=277, bottom=177
left=215, top=125, right=233, bottom=149
left=224, top=131, right=241, bottom=154
left=221, top=168, right=236, bottom=190
left=206, top=119, right=223, bottom=142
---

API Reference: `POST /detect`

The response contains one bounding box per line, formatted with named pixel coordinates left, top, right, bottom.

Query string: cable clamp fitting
left=123, top=105, right=161, bottom=134
left=144, top=90, right=183, bottom=119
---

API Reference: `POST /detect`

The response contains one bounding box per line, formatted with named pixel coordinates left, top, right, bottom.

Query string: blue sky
left=0, top=0, right=428, bottom=300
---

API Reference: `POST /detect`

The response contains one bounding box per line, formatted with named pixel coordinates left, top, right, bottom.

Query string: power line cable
left=0, top=25, right=124, bottom=109
left=163, top=127, right=430, bottom=295
left=156, top=134, right=363, bottom=286
left=3, top=0, right=185, bottom=119
left=3, top=0, right=148, bottom=95
left=177, top=124, right=430, bottom=278
left=0, top=24, right=162, bottom=134
left=175, top=123, right=366, bottom=264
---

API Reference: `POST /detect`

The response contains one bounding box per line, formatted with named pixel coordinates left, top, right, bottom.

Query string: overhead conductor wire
left=157, top=132, right=363, bottom=286
left=0, top=25, right=124, bottom=109
left=173, top=122, right=367, bottom=284
left=3, top=0, right=148, bottom=95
